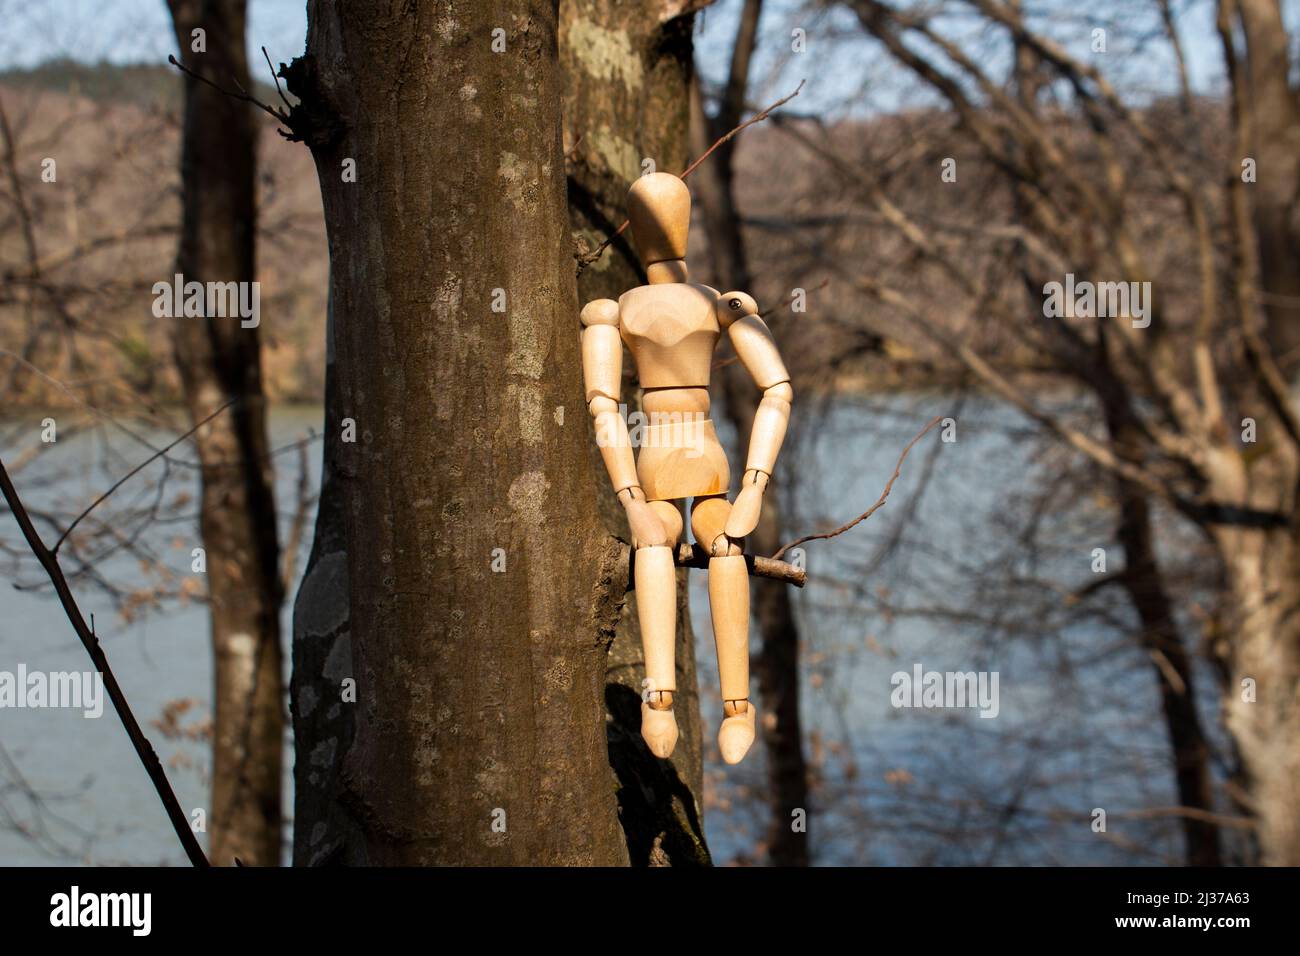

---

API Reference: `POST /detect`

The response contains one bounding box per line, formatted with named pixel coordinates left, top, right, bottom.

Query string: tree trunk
left=1212, top=521, right=1300, bottom=864
left=290, top=287, right=363, bottom=864
left=1009, top=31, right=1221, bottom=865
left=561, top=0, right=711, bottom=865
left=1230, top=0, right=1300, bottom=380
left=1216, top=0, right=1300, bottom=864
left=687, top=0, right=812, bottom=866
left=167, top=0, right=284, bottom=867
left=284, top=0, right=628, bottom=864
left=1100, top=399, right=1221, bottom=865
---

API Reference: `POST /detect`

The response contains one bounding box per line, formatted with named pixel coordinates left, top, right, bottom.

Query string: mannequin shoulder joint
left=580, top=299, right=620, bottom=328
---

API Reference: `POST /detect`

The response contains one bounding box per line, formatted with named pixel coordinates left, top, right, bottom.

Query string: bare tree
left=288, top=0, right=720, bottom=867
left=795, top=0, right=1299, bottom=864
left=166, top=0, right=283, bottom=866
left=280, top=0, right=636, bottom=864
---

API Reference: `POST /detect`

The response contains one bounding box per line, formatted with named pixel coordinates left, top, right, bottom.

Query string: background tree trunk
left=1230, top=0, right=1300, bottom=381
left=1008, top=34, right=1219, bottom=865
left=688, top=0, right=811, bottom=866
left=1101, top=400, right=1222, bottom=865
left=166, top=0, right=284, bottom=867
left=1216, top=0, right=1300, bottom=864
left=284, top=0, right=629, bottom=865
left=1213, top=523, right=1300, bottom=865
left=560, top=0, right=711, bottom=867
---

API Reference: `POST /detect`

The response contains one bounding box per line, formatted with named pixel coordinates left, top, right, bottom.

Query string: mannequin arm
left=581, top=298, right=665, bottom=546
left=715, top=293, right=793, bottom=539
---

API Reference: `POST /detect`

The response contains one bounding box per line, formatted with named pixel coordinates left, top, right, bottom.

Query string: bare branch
left=53, top=399, right=236, bottom=554
left=167, top=54, right=297, bottom=140
left=773, top=415, right=943, bottom=560
left=680, top=79, right=805, bottom=181
left=575, top=81, right=805, bottom=276
left=0, top=457, right=210, bottom=867
left=261, top=45, right=293, bottom=113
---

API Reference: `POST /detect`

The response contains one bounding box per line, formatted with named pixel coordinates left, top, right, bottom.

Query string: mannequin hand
left=724, top=472, right=768, bottom=539
left=624, top=496, right=668, bottom=549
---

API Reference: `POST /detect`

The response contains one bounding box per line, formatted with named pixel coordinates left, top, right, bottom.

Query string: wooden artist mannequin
left=580, top=172, right=793, bottom=764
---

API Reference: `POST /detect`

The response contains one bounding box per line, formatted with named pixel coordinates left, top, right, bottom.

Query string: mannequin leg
left=637, top=499, right=683, bottom=758
left=690, top=494, right=758, bottom=765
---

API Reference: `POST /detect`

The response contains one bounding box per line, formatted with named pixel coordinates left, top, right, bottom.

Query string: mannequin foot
left=718, top=698, right=756, bottom=765
left=641, top=691, right=678, bottom=759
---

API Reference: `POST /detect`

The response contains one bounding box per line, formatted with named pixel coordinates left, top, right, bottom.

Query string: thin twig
left=168, top=54, right=293, bottom=134
left=262, top=46, right=293, bottom=112
left=1106, top=806, right=1256, bottom=829
left=0, top=457, right=210, bottom=867
left=1, top=350, right=319, bottom=474
left=0, top=349, right=185, bottom=465
left=53, top=399, right=235, bottom=554
left=681, top=79, right=805, bottom=180
left=575, top=81, right=805, bottom=276
left=772, top=415, right=944, bottom=560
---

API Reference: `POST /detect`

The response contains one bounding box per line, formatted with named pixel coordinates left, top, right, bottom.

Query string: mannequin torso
left=620, top=281, right=728, bottom=500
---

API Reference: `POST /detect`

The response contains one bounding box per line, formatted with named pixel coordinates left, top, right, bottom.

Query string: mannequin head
left=627, top=172, right=691, bottom=283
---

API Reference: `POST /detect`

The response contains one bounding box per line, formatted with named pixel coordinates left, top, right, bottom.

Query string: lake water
left=0, top=397, right=1228, bottom=865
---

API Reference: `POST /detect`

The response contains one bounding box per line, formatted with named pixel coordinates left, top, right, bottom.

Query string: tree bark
left=1212, top=521, right=1300, bottom=865
left=285, top=0, right=628, bottom=864
left=1100, top=397, right=1222, bottom=865
left=1230, top=0, right=1300, bottom=381
left=687, top=0, right=811, bottom=867
left=166, top=0, right=284, bottom=867
left=1216, top=0, right=1300, bottom=864
left=560, top=0, right=712, bottom=865
left=290, top=287, right=363, bottom=865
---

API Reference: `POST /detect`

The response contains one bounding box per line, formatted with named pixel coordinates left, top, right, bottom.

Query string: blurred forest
left=0, top=60, right=327, bottom=405
left=2, top=0, right=1299, bottom=867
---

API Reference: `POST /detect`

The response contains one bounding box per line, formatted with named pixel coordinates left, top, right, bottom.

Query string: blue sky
left=0, top=0, right=309, bottom=73
left=0, top=0, right=1295, bottom=117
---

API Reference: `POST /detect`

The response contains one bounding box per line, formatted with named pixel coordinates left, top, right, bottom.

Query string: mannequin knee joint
left=710, top=533, right=744, bottom=557
left=647, top=500, right=683, bottom=549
